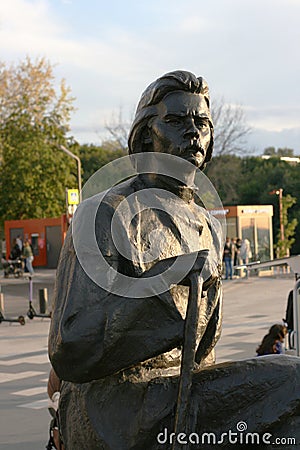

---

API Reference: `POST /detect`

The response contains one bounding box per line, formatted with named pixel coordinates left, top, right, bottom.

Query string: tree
left=104, top=108, right=131, bottom=151
left=276, top=194, right=298, bottom=258
left=79, top=144, right=126, bottom=184
left=206, top=155, right=300, bottom=255
left=204, top=155, right=242, bottom=204
left=211, top=98, right=252, bottom=156
left=263, top=147, right=276, bottom=156
left=234, top=157, right=300, bottom=256
left=104, top=97, right=251, bottom=157
left=263, top=147, right=295, bottom=157
left=0, top=57, right=77, bottom=224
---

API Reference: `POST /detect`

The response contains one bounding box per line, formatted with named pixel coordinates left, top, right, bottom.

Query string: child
left=256, top=324, right=287, bottom=356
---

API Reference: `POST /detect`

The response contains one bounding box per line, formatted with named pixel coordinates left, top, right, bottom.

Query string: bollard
left=39, top=288, right=48, bottom=314
left=0, top=292, right=4, bottom=314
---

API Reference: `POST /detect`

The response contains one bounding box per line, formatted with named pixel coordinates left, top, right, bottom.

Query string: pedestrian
left=234, top=237, right=242, bottom=276
left=231, top=238, right=236, bottom=265
left=2, top=238, right=6, bottom=259
left=284, top=285, right=296, bottom=350
left=47, top=368, right=64, bottom=450
left=240, top=238, right=252, bottom=264
left=235, top=238, right=242, bottom=265
left=223, top=236, right=233, bottom=279
left=23, top=240, right=34, bottom=275
left=9, top=238, right=21, bottom=260
left=256, top=324, right=287, bottom=356
left=16, top=235, right=23, bottom=252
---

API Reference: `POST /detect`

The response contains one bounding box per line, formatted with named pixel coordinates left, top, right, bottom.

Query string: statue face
left=148, top=91, right=211, bottom=168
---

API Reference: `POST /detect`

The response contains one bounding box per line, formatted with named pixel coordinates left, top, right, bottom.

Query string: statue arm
left=194, top=212, right=223, bottom=364
left=195, top=280, right=223, bottom=364
left=48, top=227, right=184, bottom=384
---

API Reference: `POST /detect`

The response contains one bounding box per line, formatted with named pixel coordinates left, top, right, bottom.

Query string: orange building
left=211, top=205, right=274, bottom=261
left=5, top=215, right=68, bottom=268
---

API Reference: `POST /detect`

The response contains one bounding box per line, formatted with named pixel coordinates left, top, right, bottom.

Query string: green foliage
left=0, top=57, right=77, bottom=223
left=205, top=154, right=300, bottom=255
left=263, top=146, right=295, bottom=157
left=276, top=194, right=298, bottom=257
left=238, top=158, right=290, bottom=204
left=277, top=147, right=295, bottom=157
left=79, top=143, right=126, bottom=184
left=263, top=146, right=276, bottom=156
left=204, top=155, right=242, bottom=204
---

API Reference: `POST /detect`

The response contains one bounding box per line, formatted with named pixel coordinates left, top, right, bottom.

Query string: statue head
left=128, top=70, right=214, bottom=170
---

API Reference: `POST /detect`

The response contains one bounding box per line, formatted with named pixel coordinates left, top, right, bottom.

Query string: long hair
left=128, top=70, right=214, bottom=171
left=256, top=324, right=287, bottom=356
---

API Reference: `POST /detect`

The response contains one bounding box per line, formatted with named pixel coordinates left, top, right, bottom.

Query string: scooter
left=0, top=310, right=25, bottom=325
left=0, top=289, right=25, bottom=325
left=26, top=276, right=51, bottom=319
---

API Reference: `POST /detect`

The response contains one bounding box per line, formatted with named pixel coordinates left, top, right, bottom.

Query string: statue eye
left=165, top=116, right=181, bottom=125
left=194, top=118, right=209, bottom=129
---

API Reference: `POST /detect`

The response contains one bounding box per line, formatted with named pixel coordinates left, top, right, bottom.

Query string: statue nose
left=184, top=118, right=200, bottom=139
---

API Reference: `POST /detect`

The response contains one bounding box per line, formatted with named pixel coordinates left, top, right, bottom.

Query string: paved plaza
left=0, top=269, right=296, bottom=449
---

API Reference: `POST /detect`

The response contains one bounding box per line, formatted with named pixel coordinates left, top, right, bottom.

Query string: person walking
left=234, top=237, right=242, bottom=276
left=223, top=236, right=233, bottom=280
left=23, top=240, right=34, bottom=275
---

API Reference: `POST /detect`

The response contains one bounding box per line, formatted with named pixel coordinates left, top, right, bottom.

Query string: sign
left=210, top=208, right=230, bottom=216
left=241, top=207, right=271, bottom=215
left=67, top=189, right=79, bottom=205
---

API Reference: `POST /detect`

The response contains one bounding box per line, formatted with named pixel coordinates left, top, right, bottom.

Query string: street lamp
left=269, top=188, right=285, bottom=254
left=276, top=188, right=284, bottom=244
left=60, top=145, right=82, bottom=203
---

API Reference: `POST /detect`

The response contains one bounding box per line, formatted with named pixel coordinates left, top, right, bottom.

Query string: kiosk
left=4, top=215, right=67, bottom=268
left=212, top=205, right=274, bottom=262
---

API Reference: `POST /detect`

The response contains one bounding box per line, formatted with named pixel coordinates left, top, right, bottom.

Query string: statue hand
left=183, top=250, right=221, bottom=290
left=142, top=249, right=221, bottom=290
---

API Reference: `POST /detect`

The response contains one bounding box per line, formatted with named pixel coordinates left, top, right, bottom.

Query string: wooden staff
left=172, top=250, right=208, bottom=450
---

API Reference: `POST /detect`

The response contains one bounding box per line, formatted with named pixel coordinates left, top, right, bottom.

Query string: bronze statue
left=49, top=71, right=300, bottom=449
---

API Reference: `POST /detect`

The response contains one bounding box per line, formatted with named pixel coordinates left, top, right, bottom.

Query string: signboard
left=67, top=189, right=79, bottom=205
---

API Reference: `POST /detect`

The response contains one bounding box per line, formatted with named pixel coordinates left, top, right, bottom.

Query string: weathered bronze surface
left=49, top=71, right=300, bottom=449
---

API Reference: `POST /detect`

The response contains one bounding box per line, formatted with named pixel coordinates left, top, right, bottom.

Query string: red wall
left=5, top=216, right=67, bottom=267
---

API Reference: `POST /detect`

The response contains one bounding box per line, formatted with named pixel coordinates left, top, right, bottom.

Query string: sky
left=0, top=0, right=299, bottom=154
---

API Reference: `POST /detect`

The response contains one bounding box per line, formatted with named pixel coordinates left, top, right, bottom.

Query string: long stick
left=172, top=272, right=204, bottom=449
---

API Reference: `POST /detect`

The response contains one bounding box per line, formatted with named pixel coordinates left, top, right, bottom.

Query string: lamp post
left=60, top=145, right=82, bottom=203
left=269, top=188, right=285, bottom=256
left=276, top=188, right=284, bottom=244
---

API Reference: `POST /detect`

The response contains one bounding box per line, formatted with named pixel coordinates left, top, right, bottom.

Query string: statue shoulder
left=72, top=177, right=140, bottom=258
left=196, top=206, right=224, bottom=239
left=196, top=206, right=224, bottom=259
left=78, top=176, right=139, bottom=216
